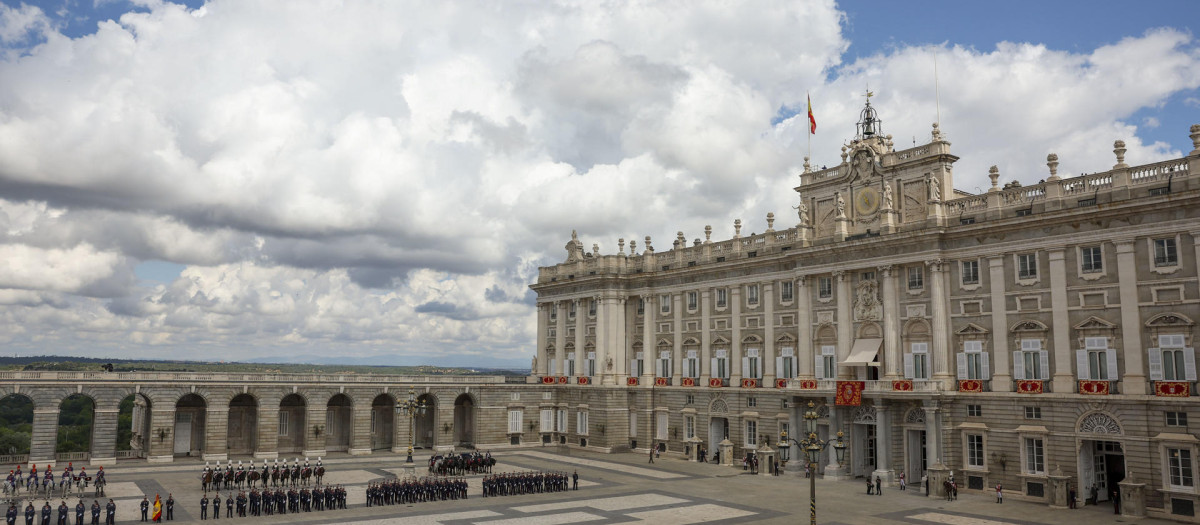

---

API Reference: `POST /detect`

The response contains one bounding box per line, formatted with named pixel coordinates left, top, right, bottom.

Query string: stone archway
left=325, top=394, right=352, bottom=452
left=277, top=394, right=306, bottom=454
left=371, top=394, right=395, bottom=451
left=453, top=394, right=475, bottom=447
left=227, top=394, right=258, bottom=456
left=57, top=394, right=96, bottom=459
left=0, top=393, right=34, bottom=458
left=414, top=394, right=437, bottom=449
left=118, top=393, right=152, bottom=458
left=174, top=394, right=207, bottom=457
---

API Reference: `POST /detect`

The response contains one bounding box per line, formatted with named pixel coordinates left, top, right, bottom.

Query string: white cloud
left=0, top=2, right=1196, bottom=365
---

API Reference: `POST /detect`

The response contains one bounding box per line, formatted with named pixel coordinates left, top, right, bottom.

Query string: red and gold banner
left=892, top=380, right=913, bottom=392
left=958, top=380, right=983, bottom=393
left=576, top=376, right=590, bottom=385
left=557, top=376, right=568, bottom=384
left=541, top=376, right=554, bottom=384
left=1156, top=381, right=1191, bottom=397
left=835, top=381, right=864, bottom=406
left=681, top=377, right=696, bottom=387
left=797, top=379, right=818, bottom=390
left=775, top=378, right=789, bottom=389
left=1016, top=380, right=1044, bottom=394
left=655, top=377, right=668, bottom=387
left=741, top=378, right=759, bottom=388
left=626, top=377, right=638, bottom=386
left=709, top=378, right=724, bottom=388
left=1078, top=380, right=1110, bottom=395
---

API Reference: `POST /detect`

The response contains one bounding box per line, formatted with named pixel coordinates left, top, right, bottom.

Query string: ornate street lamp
left=779, top=400, right=846, bottom=525
left=395, top=387, right=428, bottom=464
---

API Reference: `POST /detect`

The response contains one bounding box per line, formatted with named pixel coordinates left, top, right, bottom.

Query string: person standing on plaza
left=8, top=504, right=17, bottom=525
left=866, top=477, right=873, bottom=495
left=1068, top=486, right=1077, bottom=509
left=1112, top=488, right=1120, bottom=514
left=40, top=502, right=51, bottom=525
left=211, top=494, right=219, bottom=521
left=198, top=495, right=207, bottom=521
left=571, top=471, right=578, bottom=490
left=57, top=502, right=67, bottom=525
left=23, top=503, right=33, bottom=525
left=139, top=497, right=148, bottom=522
left=165, top=495, right=173, bottom=521
left=996, top=483, right=1003, bottom=503
left=103, top=501, right=114, bottom=525
left=648, top=443, right=654, bottom=464
left=73, top=501, right=83, bottom=525
left=88, top=502, right=99, bottom=525
left=898, top=472, right=905, bottom=490
left=875, top=476, right=882, bottom=496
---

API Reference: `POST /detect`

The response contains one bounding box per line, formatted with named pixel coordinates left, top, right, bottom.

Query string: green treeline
left=0, top=396, right=32, bottom=455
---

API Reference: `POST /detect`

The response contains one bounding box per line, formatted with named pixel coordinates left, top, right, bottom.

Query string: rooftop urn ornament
left=734, top=219, right=742, bottom=237
left=629, top=239, right=637, bottom=255
left=1046, top=153, right=1060, bottom=181
left=931, top=122, right=942, bottom=141
left=803, top=156, right=812, bottom=174
left=677, top=231, right=686, bottom=248
left=592, top=243, right=599, bottom=256
left=1113, top=140, right=1128, bottom=168
left=766, top=212, right=775, bottom=232
left=840, top=144, right=848, bottom=163
left=644, top=235, right=653, bottom=253
left=704, top=225, right=712, bottom=243
left=1190, top=124, right=1200, bottom=156
left=988, top=165, right=1000, bottom=192
left=618, top=238, right=625, bottom=255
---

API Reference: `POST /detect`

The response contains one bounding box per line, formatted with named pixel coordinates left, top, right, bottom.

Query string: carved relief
left=817, top=311, right=835, bottom=325
left=817, top=198, right=836, bottom=235
left=852, top=406, right=877, bottom=423
left=854, top=279, right=882, bottom=321
left=903, top=180, right=927, bottom=222
left=906, top=304, right=927, bottom=318
left=1078, top=412, right=1122, bottom=435
left=710, top=399, right=729, bottom=414
left=904, top=407, right=926, bottom=424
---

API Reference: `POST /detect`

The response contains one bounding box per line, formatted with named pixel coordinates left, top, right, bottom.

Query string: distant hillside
left=0, top=356, right=524, bottom=376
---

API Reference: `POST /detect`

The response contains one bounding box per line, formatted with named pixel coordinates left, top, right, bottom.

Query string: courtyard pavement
left=6, top=448, right=1177, bottom=524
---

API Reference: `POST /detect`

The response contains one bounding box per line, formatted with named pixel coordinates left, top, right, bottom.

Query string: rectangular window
left=588, top=299, right=596, bottom=316
left=684, top=349, right=699, bottom=379
left=278, top=411, right=289, bottom=436
left=747, top=396, right=757, bottom=408
left=746, top=420, right=758, bottom=446
left=577, top=412, right=589, bottom=436
left=1168, top=412, right=1189, bottom=427
left=656, top=412, right=668, bottom=441
left=747, top=284, right=759, bottom=306
left=744, top=347, right=761, bottom=379
left=908, top=266, right=924, bottom=290
left=687, top=291, right=698, bottom=310
left=540, top=409, right=553, bottom=433
left=550, top=308, right=557, bottom=321
left=1155, top=238, right=1179, bottom=267
left=960, top=340, right=986, bottom=380
left=714, top=349, right=729, bottom=380
left=508, top=410, right=523, bottom=433
left=1170, top=448, right=1194, bottom=488
left=781, top=281, right=794, bottom=302
left=1024, top=437, right=1045, bottom=474
left=685, top=395, right=694, bottom=405
left=816, top=346, right=836, bottom=380
left=661, top=294, right=671, bottom=314
left=1016, top=208, right=1032, bottom=217
left=1018, top=339, right=1047, bottom=380
left=962, top=260, right=980, bottom=285
left=1159, top=335, right=1191, bottom=381
left=907, top=342, right=929, bottom=380
left=967, top=434, right=985, bottom=468
left=1085, top=337, right=1113, bottom=381
left=637, top=299, right=644, bottom=315
left=1024, top=406, right=1042, bottom=420
left=1018, top=253, right=1038, bottom=279
left=565, top=354, right=576, bottom=376
left=685, top=415, right=695, bottom=439
left=716, top=289, right=727, bottom=308
left=1081, top=246, right=1103, bottom=273
left=586, top=352, right=596, bottom=377
left=967, top=405, right=982, bottom=418
left=778, top=346, right=796, bottom=379
left=818, top=277, right=833, bottom=299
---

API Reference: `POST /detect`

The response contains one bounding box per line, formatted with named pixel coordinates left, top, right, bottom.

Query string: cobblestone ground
left=7, top=449, right=1178, bottom=524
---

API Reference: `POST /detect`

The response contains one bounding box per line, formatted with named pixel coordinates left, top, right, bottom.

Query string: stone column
left=700, top=289, right=712, bottom=383
left=596, top=294, right=609, bottom=384
left=90, top=408, right=120, bottom=466
left=29, top=408, right=58, bottom=465
left=988, top=256, right=1012, bottom=391
left=673, top=292, right=683, bottom=382
left=643, top=293, right=656, bottom=385
left=536, top=304, right=549, bottom=376
left=880, top=266, right=900, bottom=379
left=824, top=404, right=849, bottom=480
left=835, top=271, right=852, bottom=379
left=764, top=282, right=776, bottom=383
left=615, top=297, right=629, bottom=382
left=923, top=403, right=941, bottom=466
left=785, top=401, right=804, bottom=472
left=303, top=403, right=327, bottom=458
left=1047, top=250, right=1074, bottom=393
left=797, top=276, right=814, bottom=379
left=574, top=299, right=586, bottom=377
left=255, top=403, right=280, bottom=459
left=349, top=404, right=373, bottom=455
left=203, top=409, right=229, bottom=461
left=731, top=286, right=743, bottom=383
left=928, top=261, right=952, bottom=382
left=1115, top=241, right=1147, bottom=394
left=555, top=302, right=566, bottom=376
left=872, top=404, right=893, bottom=483
left=146, top=407, right=176, bottom=463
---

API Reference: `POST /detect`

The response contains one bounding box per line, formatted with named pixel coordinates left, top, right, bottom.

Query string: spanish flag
left=807, top=93, right=816, bottom=134
left=152, top=494, right=162, bottom=522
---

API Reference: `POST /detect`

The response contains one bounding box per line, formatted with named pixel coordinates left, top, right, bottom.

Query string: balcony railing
left=0, top=370, right=509, bottom=384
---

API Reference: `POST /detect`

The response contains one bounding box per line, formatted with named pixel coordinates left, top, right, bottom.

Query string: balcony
left=1153, top=380, right=1194, bottom=397
left=1014, top=379, right=1049, bottom=394
left=1078, top=380, right=1118, bottom=395
left=864, top=380, right=944, bottom=394
left=708, top=378, right=730, bottom=388
left=654, top=377, right=673, bottom=387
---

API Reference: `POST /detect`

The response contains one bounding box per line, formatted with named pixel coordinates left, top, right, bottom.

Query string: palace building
left=529, top=100, right=1200, bottom=521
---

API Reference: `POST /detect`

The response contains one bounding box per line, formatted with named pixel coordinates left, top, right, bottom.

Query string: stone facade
left=530, top=106, right=1200, bottom=522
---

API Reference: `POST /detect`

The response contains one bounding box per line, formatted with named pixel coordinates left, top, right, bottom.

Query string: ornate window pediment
left=1011, top=320, right=1048, bottom=333
left=852, top=406, right=877, bottom=424
left=1146, top=313, right=1194, bottom=328
left=904, top=408, right=926, bottom=424
left=712, top=335, right=732, bottom=345
left=1078, top=412, right=1122, bottom=435
left=776, top=333, right=797, bottom=343
left=955, top=323, right=990, bottom=335
left=742, top=334, right=763, bottom=344
left=1074, top=316, right=1117, bottom=331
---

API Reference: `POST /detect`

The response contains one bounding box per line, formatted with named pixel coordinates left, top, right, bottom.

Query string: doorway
left=1081, top=440, right=1125, bottom=503
left=905, top=429, right=927, bottom=484
left=709, top=417, right=729, bottom=458
left=853, top=424, right=877, bottom=477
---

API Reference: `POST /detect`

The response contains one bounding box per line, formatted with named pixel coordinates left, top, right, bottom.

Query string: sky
left=0, top=1, right=1197, bottom=368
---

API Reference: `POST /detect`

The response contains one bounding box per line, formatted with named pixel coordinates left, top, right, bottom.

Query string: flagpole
left=806, top=91, right=812, bottom=164
left=934, top=48, right=942, bottom=130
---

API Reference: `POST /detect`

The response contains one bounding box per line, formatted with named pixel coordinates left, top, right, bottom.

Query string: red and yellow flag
left=152, top=495, right=161, bottom=521
left=807, top=93, right=816, bottom=134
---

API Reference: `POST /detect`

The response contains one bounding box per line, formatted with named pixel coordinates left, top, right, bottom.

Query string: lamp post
left=779, top=401, right=846, bottom=525
left=395, top=387, right=428, bottom=465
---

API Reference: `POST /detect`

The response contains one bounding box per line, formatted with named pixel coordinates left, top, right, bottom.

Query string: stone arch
left=852, top=406, right=876, bottom=424
left=0, top=393, right=34, bottom=456
left=370, top=393, right=396, bottom=451
left=174, top=393, right=207, bottom=457
left=1077, top=411, right=1123, bottom=435
left=227, top=393, right=258, bottom=456
left=414, top=393, right=438, bottom=449
left=117, top=393, right=152, bottom=458
left=324, top=393, right=353, bottom=452
left=453, top=393, right=476, bottom=447
left=277, top=393, right=306, bottom=454
left=709, top=398, right=729, bottom=414
left=1010, top=319, right=1049, bottom=333
left=57, top=393, right=97, bottom=456
left=857, top=322, right=882, bottom=339
left=903, top=407, right=926, bottom=424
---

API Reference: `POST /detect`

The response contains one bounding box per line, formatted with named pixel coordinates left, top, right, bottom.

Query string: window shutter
left=742, top=357, right=750, bottom=378
left=711, top=358, right=719, bottom=378
left=1076, top=349, right=1089, bottom=381
left=1185, top=348, right=1197, bottom=382
left=667, top=358, right=673, bottom=377
left=775, top=357, right=784, bottom=377
left=814, top=354, right=825, bottom=380
left=903, top=353, right=914, bottom=379
left=629, top=360, right=637, bottom=376
left=1148, top=348, right=1164, bottom=380
left=1038, top=350, right=1050, bottom=380
left=1105, top=349, right=1118, bottom=381
left=956, top=353, right=967, bottom=379
left=981, top=352, right=991, bottom=380
left=540, top=409, right=552, bottom=433
left=1012, top=351, right=1025, bottom=380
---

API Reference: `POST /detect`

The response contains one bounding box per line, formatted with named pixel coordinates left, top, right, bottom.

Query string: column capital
left=877, top=265, right=894, bottom=277
left=1114, top=239, right=1137, bottom=253
left=832, top=270, right=846, bottom=281
left=1046, top=248, right=1066, bottom=262
left=796, top=275, right=809, bottom=286
left=925, top=259, right=947, bottom=272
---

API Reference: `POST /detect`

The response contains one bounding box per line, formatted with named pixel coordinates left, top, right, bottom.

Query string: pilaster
left=146, top=408, right=176, bottom=463
left=764, top=282, right=776, bottom=382
left=574, top=299, right=586, bottom=377
left=555, top=302, right=566, bottom=375
left=797, top=277, right=814, bottom=379
left=203, top=409, right=229, bottom=461
left=731, top=286, right=743, bottom=383
left=673, top=292, right=684, bottom=382
left=348, top=405, right=373, bottom=455
left=643, top=293, right=656, bottom=385
left=879, top=266, right=900, bottom=379
left=29, top=408, right=59, bottom=465
left=303, top=404, right=327, bottom=458
left=89, top=408, right=120, bottom=465
left=700, top=289, right=712, bottom=383
left=536, top=304, right=549, bottom=376
left=928, top=260, right=952, bottom=383
left=1047, top=250, right=1074, bottom=393
left=255, top=405, right=280, bottom=459
left=1115, top=241, right=1148, bottom=394
left=872, top=404, right=893, bottom=482
left=988, top=256, right=1012, bottom=391
left=835, top=271, right=852, bottom=379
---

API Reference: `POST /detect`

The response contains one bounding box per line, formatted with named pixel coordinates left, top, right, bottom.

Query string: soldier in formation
left=366, top=477, right=468, bottom=506
left=482, top=472, right=569, bottom=497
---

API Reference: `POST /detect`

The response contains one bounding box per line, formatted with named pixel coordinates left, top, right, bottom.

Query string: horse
left=201, top=470, right=213, bottom=493
left=289, top=467, right=300, bottom=487
left=269, top=467, right=280, bottom=488
left=314, top=466, right=325, bottom=486
left=247, top=470, right=260, bottom=489
left=234, top=470, right=246, bottom=490
left=299, top=467, right=312, bottom=486
left=943, top=480, right=958, bottom=501
left=94, top=477, right=106, bottom=498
